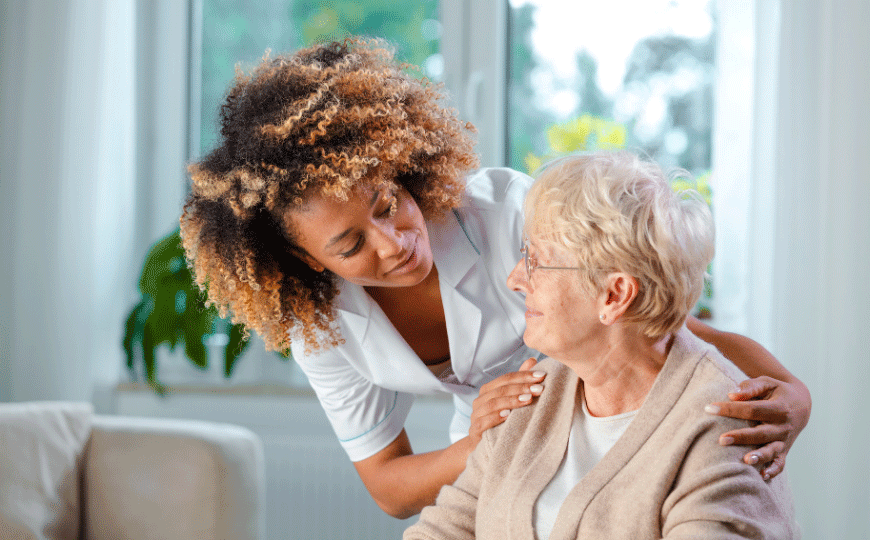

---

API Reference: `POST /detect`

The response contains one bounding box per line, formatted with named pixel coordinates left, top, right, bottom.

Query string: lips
left=386, top=241, right=419, bottom=275
left=525, top=306, right=543, bottom=318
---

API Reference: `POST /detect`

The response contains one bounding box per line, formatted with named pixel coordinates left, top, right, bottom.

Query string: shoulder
left=461, top=167, right=534, bottom=212
left=482, top=356, right=574, bottom=446
left=453, top=168, right=533, bottom=270
left=672, top=328, right=748, bottom=414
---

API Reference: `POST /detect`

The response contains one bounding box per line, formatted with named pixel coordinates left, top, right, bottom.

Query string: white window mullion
left=440, top=0, right=507, bottom=167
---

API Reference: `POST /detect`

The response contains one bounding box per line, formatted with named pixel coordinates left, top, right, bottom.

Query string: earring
left=599, top=314, right=606, bottom=321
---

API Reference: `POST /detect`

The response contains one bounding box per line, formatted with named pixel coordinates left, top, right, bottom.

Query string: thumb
left=519, top=357, right=538, bottom=372
left=729, top=376, right=777, bottom=401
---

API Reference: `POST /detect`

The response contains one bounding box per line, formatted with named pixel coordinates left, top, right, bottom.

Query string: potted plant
left=122, top=228, right=250, bottom=393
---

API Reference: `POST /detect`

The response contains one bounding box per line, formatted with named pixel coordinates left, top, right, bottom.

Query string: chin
left=522, top=332, right=542, bottom=356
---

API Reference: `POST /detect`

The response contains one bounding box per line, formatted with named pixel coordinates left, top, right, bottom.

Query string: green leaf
left=225, top=323, right=251, bottom=377
left=141, top=323, right=159, bottom=387
left=184, top=327, right=209, bottom=369
left=122, top=300, right=147, bottom=371
left=139, top=229, right=185, bottom=296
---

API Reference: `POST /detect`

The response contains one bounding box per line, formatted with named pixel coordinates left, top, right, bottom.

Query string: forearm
left=355, top=431, right=476, bottom=519
left=686, top=316, right=798, bottom=383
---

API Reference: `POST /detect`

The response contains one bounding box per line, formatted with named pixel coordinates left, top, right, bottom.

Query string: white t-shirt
left=290, top=168, right=542, bottom=461
left=534, top=388, right=637, bottom=540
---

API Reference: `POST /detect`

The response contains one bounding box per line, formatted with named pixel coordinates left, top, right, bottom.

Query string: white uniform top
left=290, top=168, right=542, bottom=461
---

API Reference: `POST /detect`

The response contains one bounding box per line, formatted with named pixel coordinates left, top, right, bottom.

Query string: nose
left=507, top=259, right=529, bottom=293
left=372, top=222, right=404, bottom=259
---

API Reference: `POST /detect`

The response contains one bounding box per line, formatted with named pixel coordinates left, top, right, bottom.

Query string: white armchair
left=0, top=401, right=265, bottom=540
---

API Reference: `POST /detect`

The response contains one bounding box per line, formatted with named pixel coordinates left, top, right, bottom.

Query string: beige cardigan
left=404, top=328, right=798, bottom=539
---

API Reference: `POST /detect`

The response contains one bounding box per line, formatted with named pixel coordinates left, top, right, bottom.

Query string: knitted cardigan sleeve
left=403, top=431, right=494, bottom=539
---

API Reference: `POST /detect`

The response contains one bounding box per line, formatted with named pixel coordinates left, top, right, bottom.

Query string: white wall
left=1, top=0, right=138, bottom=402
left=768, top=2, right=870, bottom=538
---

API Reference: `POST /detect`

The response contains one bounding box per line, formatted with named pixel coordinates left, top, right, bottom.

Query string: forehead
left=283, top=182, right=388, bottom=246
left=526, top=233, right=572, bottom=263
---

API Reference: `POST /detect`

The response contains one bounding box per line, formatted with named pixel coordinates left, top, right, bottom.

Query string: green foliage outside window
left=200, top=0, right=439, bottom=155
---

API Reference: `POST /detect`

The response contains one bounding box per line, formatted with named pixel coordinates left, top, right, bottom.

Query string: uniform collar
left=333, top=210, right=483, bottom=392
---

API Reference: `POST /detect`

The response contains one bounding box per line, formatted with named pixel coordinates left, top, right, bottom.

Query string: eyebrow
left=324, top=190, right=383, bottom=250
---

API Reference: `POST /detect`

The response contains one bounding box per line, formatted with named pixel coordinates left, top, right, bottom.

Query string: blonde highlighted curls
left=526, top=151, right=714, bottom=339
left=180, top=38, right=478, bottom=353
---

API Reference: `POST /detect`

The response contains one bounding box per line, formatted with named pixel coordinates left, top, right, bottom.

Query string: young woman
left=180, top=38, right=811, bottom=518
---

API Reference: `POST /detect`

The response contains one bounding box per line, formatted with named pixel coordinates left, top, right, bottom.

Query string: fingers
left=518, top=356, right=539, bottom=372
left=705, top=399, right=788, bottom=424
left=761, top=453, right=786, bottom=481
left=717, top=422, right=789, bottom=447
left=473, top=380, right=545, bottom=416
left=469, top=360, right=546, bottom=439
left=728, top=376, right=778, bottom=401
left=740, top=441, right=786, bottom=481
left=478, top=361, right=545, bottom=395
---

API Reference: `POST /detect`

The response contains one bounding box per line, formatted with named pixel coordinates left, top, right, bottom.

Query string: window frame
left=144, top=0, right=772, bottom=385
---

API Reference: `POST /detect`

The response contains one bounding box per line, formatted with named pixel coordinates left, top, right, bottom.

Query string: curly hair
left=180, top=38, right=479, bottom=353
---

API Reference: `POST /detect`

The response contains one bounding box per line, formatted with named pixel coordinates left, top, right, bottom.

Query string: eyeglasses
left=521, top=239, right=579, bottom=281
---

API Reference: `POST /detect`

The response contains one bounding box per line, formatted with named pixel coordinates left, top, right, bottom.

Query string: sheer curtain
left=1, top=0, right=138, bottom=403
left=761, top=1, right=869, bottom=537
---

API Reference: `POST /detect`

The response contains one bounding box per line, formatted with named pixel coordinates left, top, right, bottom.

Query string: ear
left=598, top=272, right=638, bottom=324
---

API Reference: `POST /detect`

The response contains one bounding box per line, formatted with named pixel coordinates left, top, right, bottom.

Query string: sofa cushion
left=0, top=402, right=93, bottom=540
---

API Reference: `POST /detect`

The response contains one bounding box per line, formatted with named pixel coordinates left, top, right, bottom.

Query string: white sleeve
left=291, top=341, right=414, bottom=462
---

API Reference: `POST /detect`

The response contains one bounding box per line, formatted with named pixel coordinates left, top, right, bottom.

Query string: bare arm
left=686, top=316, right=812, bottom=479
left=353, top=430, right=474, bottom=519
left=354, top=357, right=545, bottom=518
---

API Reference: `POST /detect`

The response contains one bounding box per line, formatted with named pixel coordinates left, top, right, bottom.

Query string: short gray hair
left=525, top=151, right=714, bottom=338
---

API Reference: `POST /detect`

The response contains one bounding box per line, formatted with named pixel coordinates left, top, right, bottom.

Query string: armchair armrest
left=82, top=415, right=265, bottom=540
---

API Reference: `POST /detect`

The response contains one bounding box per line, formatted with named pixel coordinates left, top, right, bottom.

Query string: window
left=195, top=0, right=442, bottom=156
left=164, top=0, right=755, bottom=385
left=506, top=0, right=716, bottom=317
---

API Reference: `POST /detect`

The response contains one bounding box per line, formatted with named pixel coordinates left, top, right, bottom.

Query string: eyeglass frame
left=520, top=238, right=579, bottom=281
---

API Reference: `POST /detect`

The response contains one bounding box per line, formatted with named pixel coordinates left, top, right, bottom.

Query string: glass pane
left=507, top=0, right=715, bottom=176
left=508, top=0, right=716, bottom=316
left=199, top=0, right=441, bottom=155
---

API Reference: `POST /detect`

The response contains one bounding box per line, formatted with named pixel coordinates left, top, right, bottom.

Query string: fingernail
left=763, top=472, right=771, bottom=481
left=748, top=453, right=760, bottom=465
left=719, top=436, right=735, bottom=446
left=704, top=404, right=720, bottom=414
left=533, top=371, right=546, bottom=378
left=500, top=409, right=510, bottom=418
left=530, top=384, right=544, bottom=394
left=518, top=393, right=532, bottom=402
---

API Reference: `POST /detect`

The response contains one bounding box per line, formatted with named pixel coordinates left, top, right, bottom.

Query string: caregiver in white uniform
left=181, top=38, right=812, bottom=519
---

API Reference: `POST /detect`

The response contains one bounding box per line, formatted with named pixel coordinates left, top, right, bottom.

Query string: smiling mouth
left=387, top=244, right=418, bottom=275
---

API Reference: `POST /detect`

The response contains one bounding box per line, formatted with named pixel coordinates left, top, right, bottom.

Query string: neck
left=570, top=327, right=673, bottom=417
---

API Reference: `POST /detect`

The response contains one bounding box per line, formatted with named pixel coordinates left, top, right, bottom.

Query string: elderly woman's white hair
left=525, top=150, right=714, bottom=338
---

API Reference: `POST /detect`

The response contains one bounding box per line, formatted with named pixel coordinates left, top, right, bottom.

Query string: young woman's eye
left=339, top=236, right=364, bottom=259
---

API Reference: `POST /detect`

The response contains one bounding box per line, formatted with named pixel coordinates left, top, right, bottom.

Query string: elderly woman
left=404, top=151, right=798, bottom=539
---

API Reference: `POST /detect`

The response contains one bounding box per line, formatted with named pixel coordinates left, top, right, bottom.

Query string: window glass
left=508, top=0, right=714, bottom=174
left=508, top=0, right=715, bottom=316
left=199, top=0, right=441, bottom=155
